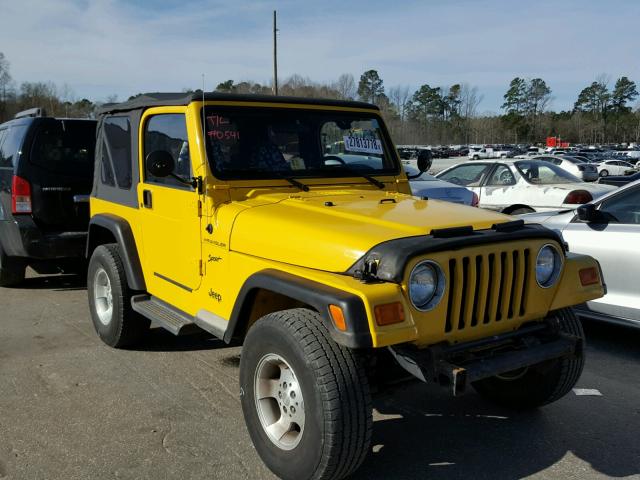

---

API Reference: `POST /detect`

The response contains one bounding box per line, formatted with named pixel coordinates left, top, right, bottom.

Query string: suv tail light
left=471, top=192, right=479, bottom=207
left=564, top=190, right=593, bottom=204
left=11, top=175, right=32, bottom=214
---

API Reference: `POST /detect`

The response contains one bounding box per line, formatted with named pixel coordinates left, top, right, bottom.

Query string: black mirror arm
left=167, top=173, right=204, bottom=193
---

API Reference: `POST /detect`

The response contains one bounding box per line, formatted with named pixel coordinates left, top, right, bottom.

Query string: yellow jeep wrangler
left=86, top=92, right=605, bottom=480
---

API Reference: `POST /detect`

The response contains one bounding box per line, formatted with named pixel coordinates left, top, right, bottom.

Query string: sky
left=1, top=0, right=639, bottom=112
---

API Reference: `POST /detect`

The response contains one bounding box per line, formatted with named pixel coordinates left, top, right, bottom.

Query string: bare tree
left=333, top=73, right=356, bottom=100
left=459, top=84, right=483, bottom=143
left=388, top=85, right=411, bottom=121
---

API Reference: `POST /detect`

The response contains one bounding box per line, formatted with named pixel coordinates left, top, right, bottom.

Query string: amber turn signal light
left=329, top=305, right=347, bottom=331
left=579, top=267, right=599, bottom=286
left=375, top=302, right=405, bottom=326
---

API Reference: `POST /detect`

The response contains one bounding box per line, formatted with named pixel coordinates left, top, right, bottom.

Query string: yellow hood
left=230, top=190, right=511, bottom=272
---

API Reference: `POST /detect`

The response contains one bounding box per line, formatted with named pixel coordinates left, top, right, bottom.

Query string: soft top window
left=102, top=116, right=132, bottom=189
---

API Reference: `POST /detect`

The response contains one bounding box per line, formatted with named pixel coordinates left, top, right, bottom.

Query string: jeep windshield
left=203, top=107, right=399, bottom=180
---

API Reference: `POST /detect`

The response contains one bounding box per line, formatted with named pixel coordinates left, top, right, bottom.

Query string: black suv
left=0, top=109, right=96, bottom=285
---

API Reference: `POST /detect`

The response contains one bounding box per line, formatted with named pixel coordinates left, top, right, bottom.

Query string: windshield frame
left=514, top=160, right=582, bottom=185
left=201, top=105, right=401, bottom=181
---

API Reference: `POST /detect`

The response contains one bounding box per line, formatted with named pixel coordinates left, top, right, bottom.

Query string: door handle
left=143, top=190, right=152, bottom=208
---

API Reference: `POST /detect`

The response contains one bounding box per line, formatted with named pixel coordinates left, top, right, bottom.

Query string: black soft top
left=98, top=92, right=379, bottom=115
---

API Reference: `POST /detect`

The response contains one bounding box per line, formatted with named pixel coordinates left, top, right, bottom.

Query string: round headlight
left=409, top=261, right=445, bottom=311
left=536, top=244, right=562, bottom=288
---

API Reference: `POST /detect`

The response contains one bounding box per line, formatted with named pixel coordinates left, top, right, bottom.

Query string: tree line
left=1, top=51, right=638, bottom=145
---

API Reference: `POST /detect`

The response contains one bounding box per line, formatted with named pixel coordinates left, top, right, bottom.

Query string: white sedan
left=522, top=179, right=640, bottom=328
left=595, top=159, right=635, bottom=177
left=435, top=159, right=616, bottom=214
left=532, top=155, right=599, bottom=182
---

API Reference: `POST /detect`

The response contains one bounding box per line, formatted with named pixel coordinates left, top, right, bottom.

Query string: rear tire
left=87, top=244, right=149, bottom=347
left=240, top=309, right=373, bottom=480
left=599, top=169, right=609, bottom=177
left=472, top=308, right=584, bottom=409
left=0, top=245, right=26, bottom=287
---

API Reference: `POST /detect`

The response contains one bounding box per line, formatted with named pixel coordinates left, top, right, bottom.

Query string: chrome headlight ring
left=409, top=260, right=446, bottom=311
left=536, top=244, right=563, bottom=288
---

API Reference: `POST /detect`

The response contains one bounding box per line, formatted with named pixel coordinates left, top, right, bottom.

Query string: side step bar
left=130, top=295, right=229, bottom=339
left=131, top=295, right=202, bottom=335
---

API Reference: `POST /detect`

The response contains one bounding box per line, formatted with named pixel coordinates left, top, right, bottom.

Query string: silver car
left=523, top=180, right=640, bottom=327
left=405, top=164, right=478, bottom=206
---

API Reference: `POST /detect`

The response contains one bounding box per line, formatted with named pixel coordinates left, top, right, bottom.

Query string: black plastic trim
left=153, top=272, right=193, bottom=292
left=348, top=222, right=565, bottom=283
left=86, top=214, right=146, bottom=291
left=224, top=269, right=372, bottom=349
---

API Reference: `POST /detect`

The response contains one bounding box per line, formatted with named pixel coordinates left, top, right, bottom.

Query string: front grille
left=445, top=248, right=530, bottom=333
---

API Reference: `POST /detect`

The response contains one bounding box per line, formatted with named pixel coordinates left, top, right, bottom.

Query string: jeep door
left=138, top=109, right=202, bottom=295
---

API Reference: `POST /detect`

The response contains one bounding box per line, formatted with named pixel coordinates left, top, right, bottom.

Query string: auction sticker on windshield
left=343, top=135, right=383, bottom=155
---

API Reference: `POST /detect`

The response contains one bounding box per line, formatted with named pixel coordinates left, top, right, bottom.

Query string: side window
left=438, top=164, right=490, bottom=187
left=486, top=165, right=516, bottom=186
left=144, top=114, right=192, bottom=188
left=102, top=117, right=132, bottom=189
left=0, top=128, right=7, bottom=167
left=599, top=187, right=640, bottom=225
left=0, top=125, right=28, bottom=168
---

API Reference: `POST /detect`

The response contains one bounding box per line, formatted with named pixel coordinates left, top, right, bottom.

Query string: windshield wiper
left=333, top=164, right=385, bottom=189
left=275, top=173, right=309, bottom=192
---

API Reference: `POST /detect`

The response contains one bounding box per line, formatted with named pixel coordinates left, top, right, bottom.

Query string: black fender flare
left=225, top=269, right=373, bottom=349
left=86, top=214, right=146, bottom=291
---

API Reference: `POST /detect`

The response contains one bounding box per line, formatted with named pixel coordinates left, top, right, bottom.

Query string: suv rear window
left=30, top=120, right=96, bottom=177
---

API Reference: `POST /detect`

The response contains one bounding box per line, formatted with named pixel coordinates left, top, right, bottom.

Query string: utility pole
left=273, top=10, right=278, bottom=96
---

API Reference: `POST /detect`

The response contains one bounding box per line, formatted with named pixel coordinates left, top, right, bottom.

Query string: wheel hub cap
left=254, top=353, right=305, bottom=450
left=93, top=268, right=113, bottom=326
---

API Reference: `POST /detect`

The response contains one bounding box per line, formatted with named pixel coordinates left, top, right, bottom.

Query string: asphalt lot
left=1, top=271, right=639, bottom=480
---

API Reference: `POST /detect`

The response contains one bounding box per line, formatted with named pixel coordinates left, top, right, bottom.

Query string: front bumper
left=389, top=320, right=582, bottom=396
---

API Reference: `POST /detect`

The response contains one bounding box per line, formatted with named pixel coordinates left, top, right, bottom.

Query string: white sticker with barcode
left=343, top=135, right=383, bottom=155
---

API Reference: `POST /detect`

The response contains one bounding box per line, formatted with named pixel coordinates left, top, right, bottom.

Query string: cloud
left=1, top=0, right=638, bottom=109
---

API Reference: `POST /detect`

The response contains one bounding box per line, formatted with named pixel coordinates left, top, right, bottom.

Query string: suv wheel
left=472, top=308, right=584, bottom=409
left=240, top=309, right=372, bottom=480
left=0, top=245, right=26, bottom=287
left=87, top=244, right=149, bottom=347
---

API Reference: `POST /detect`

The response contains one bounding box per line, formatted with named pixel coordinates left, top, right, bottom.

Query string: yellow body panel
left=90, top=98, right=606, bottom=349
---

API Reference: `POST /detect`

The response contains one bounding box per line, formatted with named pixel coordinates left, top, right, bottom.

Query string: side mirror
left=146, top=150, right=175, bottom=178
left=417, top=149, right=433, bottom=173
left=576, top=203, right=599, bottom=222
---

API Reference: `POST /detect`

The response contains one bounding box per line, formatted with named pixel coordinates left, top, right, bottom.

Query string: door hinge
left=199, top=259, right=204, bottom=276
left=197, top=200, right=203, bottom=217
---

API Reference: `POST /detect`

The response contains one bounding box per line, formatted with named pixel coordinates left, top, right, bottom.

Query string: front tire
left=599, top=169, right=609, bottom=177
left=0, top=245, right=26, bottom=287
left=240, top=309, right=372, bottom=480
left=473, top=308, right=584, bottom=409
left=87, top=244, right=149, bottom=347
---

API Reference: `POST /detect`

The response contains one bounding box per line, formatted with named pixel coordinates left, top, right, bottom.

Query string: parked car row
left=434, top=159, right=615, bottom=213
